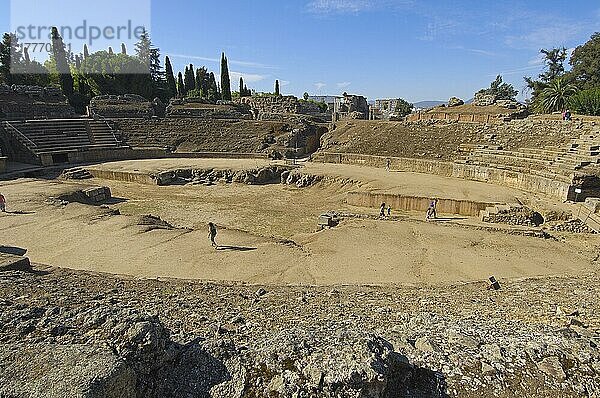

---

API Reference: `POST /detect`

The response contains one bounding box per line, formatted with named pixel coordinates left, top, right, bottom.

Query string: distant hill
left=412, top=100, right=446, bottom=109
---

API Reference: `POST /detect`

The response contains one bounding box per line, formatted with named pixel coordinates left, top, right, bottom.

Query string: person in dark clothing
left=379, top=202, right=386, bottom=218
left=208, top=222, right=218, bottom=248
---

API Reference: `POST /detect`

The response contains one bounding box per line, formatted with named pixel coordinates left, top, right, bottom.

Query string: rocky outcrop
left=1, top=267, right=599, bottom=397
left=448, top=97, right=464, bottom=107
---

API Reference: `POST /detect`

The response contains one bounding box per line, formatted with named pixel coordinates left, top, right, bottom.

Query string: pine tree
left=135, top=29, right=162, bottom=81
left=135, top=29, right=151, bottom=65
left=121, top=43, right=127, bottom=55
left=164, top=56, right=177, bottom=99
left=220, top=52, right=232, bottom=101
left=51, top=27, right=74, bottom=96
left=275, top=80, right=280, bottom=96
left=177, top=71, right=185, bottom=97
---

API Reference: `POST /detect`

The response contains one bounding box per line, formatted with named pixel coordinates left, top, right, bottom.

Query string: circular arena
left=2, top=92, right=600, bottom=398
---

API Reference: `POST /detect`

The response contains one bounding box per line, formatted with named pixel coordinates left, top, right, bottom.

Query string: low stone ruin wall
left=406, top=111, right=527, bottom=123
left=313, top=152, right=573, bottom=201
left=239, top=95, right=322, bottom=116
left=347, top=191, right=495, bottom=216
left=0, top=84, right=75, bottom=120
left=39, top=147, right=168, bottom=167
left=89, top=94, right=155, bottom=118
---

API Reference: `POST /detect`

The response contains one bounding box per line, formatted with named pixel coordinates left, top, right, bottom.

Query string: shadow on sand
left=216, top=245, right=257, bottom=252
left=0, top=246, right=28, bottom=256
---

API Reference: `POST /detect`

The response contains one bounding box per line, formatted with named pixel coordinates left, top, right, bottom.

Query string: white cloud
left=227, top=71, right=267, bottom=83
left=447, top=46, right=496, bottom=57
left=307, top=0, right=374, bottom=14
left=279, top=80, right=290, bottom=86
left=166, top=53, right=277, bottom=70
left=336, top=82, right=351, bottom=89
left=504, top=23, right=583, bottom=50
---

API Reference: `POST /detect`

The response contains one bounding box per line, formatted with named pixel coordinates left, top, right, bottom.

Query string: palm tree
left=540, top=78, right=578, bottom=113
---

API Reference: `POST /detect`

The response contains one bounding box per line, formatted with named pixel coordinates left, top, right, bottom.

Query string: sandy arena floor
left=0, top=159, right=597, bottom=285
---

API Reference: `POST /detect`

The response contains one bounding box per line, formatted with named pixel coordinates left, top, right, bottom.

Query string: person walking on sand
left=387, top=205, right=391, bottom=217
left=386, top=158, right=391, bottom=172
left=426, top=199, right=437, bottom=221
left=379, top=202, right=386, bottom=218
left=208, top=222, right=218, bottom=248
left=0, top=192, right=5, bottom=213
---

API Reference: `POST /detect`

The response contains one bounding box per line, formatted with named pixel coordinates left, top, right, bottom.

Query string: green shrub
left=568, top=87, right=600, bottom=116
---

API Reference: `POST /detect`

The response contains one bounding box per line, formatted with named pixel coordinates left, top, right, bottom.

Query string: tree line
left=0, top=28, right=251, bottom=113
left=523, top=32, right=600, bottom=116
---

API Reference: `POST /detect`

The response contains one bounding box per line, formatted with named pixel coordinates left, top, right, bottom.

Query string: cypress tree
left=196, top=67, right=207, bottom=97
left=189, top=63, right=196, bottom=90
left=23, top=46, right=31, bottom=63
left=275, top=79, right=280, bottom=96
left=208, top=72, right=218, bottom=102
left=197, top=67, right=209, bottom=97
left=108, top=46, right=114, bottom=55
left=244, top=84, right=249, bottom=97
left=177, top=71, right=185, bottom=97
left=83, top=44, right=89, bottom=59
left=164, top=56, right=177, bottom=99
left=121, top=43, right=127, bottom=55
left=239, top=76, right=244, bottom=97
left=184, top=65, right=196, bottom=93
left=220, top=52, right=232, bottom=101
left=50, top=27, right=74, bottom=96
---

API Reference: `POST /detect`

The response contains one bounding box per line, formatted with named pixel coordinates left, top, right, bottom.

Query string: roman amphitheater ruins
left=1, top=85, right=600, bottom=397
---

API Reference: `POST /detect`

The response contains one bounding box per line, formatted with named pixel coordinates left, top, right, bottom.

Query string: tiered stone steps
left=460, top=130, right=600, bottom=183
left=2, top=119, right=122, bottom=155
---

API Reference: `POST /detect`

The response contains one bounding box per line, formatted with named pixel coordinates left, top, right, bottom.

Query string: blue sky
left=1, top=0, right=600, bottom=102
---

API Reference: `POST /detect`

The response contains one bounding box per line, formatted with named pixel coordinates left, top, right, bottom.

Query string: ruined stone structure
left=0, top=84, right=75, bottom=120
left=370, top=98, right=408, bottom=120
left=238, top=95, right=326, bottom=121
left=88, top=94, right=155, bottom=118
left=333, top=93, right=369, bottom=121
left=166, top=98, right=253, bottom=119
left=448, top=97, right=464, bottom=107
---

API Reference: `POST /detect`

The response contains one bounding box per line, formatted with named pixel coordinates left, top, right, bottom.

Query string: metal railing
left=90, top=114, right=121, bottom=146
left=2, top=121, right=38, bottom=150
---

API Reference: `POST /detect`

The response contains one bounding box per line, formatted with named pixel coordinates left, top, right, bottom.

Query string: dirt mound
left=137, top=214, right=176, bottom=232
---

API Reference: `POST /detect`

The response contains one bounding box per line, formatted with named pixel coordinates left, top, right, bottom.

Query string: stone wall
left=238, top=95, right=325, bottom=120
left=406, top=110, right=528, bottom=123
left=112, top=118, right=321, bottom=156
left=89, top=95, right=155, bottom=118
left=0, top=84, right=75, bottom=120
left=313, top=152, right=574, bottom=201
left=347, top=191, right=496, bottom=216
